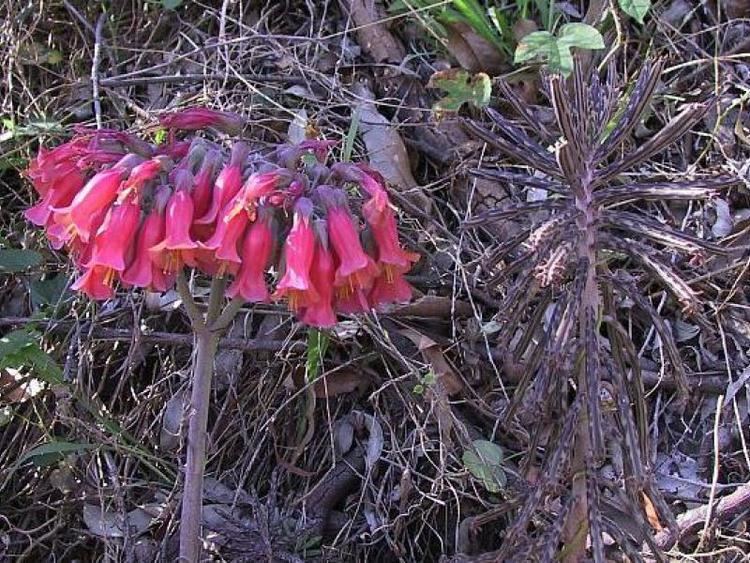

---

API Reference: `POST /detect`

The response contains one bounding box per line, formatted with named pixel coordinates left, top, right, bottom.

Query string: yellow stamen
left=217, top=261, right=228, bottom=278
left=385, top=265, right=394, bottom=284
left=103, top=268, right=116, bottom=287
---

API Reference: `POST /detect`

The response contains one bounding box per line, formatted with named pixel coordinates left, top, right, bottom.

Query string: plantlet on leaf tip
left=463, top=58, right=737, bottom=560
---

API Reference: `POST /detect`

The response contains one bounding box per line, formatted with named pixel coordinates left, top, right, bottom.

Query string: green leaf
left=0, top=330, right=63, bottom=384
left=17, top=440, right=93, bottom=467
left=160, top=0, right=183, bottom=9
left=0, top=249, right=43, bottom=273
left=557, top=23, right=605, bottom=50
left=153, top=128, right=167, bottom=145
left=342, top=109, right=361, bottom=162
left=305, top=329, right=330, bottom=383
left=429, top=69, right=492, bottom=114
left=46, top=50, right=63, bottom=65
left=618, top=0, right=651, bottom=24
left=31, top=274, right=71, bottom=309
left=514, top=24, right=604, bottom=77
left=463, top=439, right=506, bottom=493
left=514, top=30, right=556, bottom=63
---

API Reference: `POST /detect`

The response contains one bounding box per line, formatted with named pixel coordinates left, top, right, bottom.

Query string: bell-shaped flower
left=52, top=153, right=143, bottom=243
left=196, top=141, right=248, bottom=225
left=226, top=208, right=275, bottom=302
left=25, top=168, right=86, bottom=227
left=368, top=270, right=413, bottom=309
left=117, top=157, right=167, bottom=200
left=159, top=107, right=245, bottom=135
left=335, top=287, right=371, bottom=314
left=26, top=138, right=86, bottom=196
left=86, top=199, right=141, bottom=272
left=274, top=198, right=318, bottom=311
left=300, top=223, right=337, bottom=327
left=71, top=265, right=115, bottom=300
left=202, top=170, right=283, bottom=272
left=149, top=173, right=200, bottom=274
left=191, top=149, right=222, bottom=219
left=317, top=186, right=378, bottom=294
left=122, top=187, right=170, bottom=289
left=364, top=200, right=419, bottom=275
left=201, top=211, right=248, bottom=268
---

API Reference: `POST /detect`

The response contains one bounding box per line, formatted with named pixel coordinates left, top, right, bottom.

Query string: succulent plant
left=463, top=59, right=737, bottom=559
left=23, top=108, right=419, bottom=560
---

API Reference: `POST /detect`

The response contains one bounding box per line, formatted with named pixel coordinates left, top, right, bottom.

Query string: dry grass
left=2, top=0, right=750, bottom=561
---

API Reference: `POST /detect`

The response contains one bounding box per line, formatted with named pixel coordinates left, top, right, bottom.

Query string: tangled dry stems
left=2, top=0, right=750, bottom=561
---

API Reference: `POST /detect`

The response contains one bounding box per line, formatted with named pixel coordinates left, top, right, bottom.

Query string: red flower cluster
left=25, top=110, right=418, bottom=327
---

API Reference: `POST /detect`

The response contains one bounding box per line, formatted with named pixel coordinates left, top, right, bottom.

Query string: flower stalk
left=176, top=275, right=236, bottom=562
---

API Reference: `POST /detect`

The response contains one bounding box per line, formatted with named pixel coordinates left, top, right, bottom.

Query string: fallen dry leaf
left=401, top=328, right=463, bottom=395
left=353, top=83, right=432, bottom=210
left=444, top=21, right=505, bottom=75
left=314, top=367, right=370, bottom=398
left=0, top=369, right=31, bottom=403
left=642, top=491, right=664, bottom=531
left=343, top=0, right=405, bottom=63
left=393, top=295, right=474, bottom=318
left=159, top=389, right=186, bottom=452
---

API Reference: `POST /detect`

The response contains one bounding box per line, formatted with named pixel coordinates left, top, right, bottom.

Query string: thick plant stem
left=563, top=165, right=599, bottom=562
left=177, top=276, right=233, bottom=562
left=178, top=326, right=218, bottom=562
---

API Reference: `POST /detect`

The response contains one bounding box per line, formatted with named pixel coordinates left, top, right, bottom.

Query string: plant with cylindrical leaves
left=463, top=60, right=737, bottom=560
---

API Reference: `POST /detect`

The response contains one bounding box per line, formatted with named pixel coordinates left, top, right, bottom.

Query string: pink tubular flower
left=52, top=153, right=143, bottom=243
left=331, top=165, right=417, bottom=306
left=335, top=287, right=371, bottom=314
left=159, top=107, right=245, bottom=135
left=317, top=186, right=378, bottom=295
left=364, top=198, right=419, bottom=274
left=122, top=187, right=170, bottom=289
left=201, top=211, right=248, bottom=266
left=117, top=157, right=167, bottom=200
left=274, top=198, right=318, bottom=310
left=25, top=168, right=86, bottom=227
left=226, top=209, right=275, bottom=302
left=26, top=138, right=88, bottom=197
left=150, top=174, right=200, bottom=274
left=369, top=270, right=413, bottom=309
left=86, top=199, right=141, bottom=272
left=300, top=224, right=337, bottom=328
left=191, top=149, right=222, bottom=219
left=196, top=142, right=248, bottom=225
left=71, top=265, right=115, bottom=300
left=202, top=170, right=284, bottom=270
